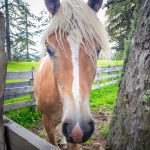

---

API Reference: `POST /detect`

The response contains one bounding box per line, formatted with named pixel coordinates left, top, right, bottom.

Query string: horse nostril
left=62, top=122, right=69, bottom=136
left=88, top=120, right=94, bottom=128
left=88, top=120, right=95, bottom=136
left=81, top=120, right=95, bottom=143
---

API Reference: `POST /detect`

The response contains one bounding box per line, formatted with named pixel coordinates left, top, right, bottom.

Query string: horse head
left=43, top=0, right=110, bottom=143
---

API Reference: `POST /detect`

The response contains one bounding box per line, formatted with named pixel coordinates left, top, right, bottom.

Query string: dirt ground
left=30, top=109, right=111, bottom=150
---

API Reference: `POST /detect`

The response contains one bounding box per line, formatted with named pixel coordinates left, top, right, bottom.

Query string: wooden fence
left=92, top=66, right=122, bottom=90
left=4, top=116, right=59, bottom=150
left=4, top=66, right=122, bottom=111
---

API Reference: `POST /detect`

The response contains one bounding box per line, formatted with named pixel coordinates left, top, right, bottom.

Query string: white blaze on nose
left=67, top=30, right=81, bottom=113
left=71, top=122, right=83, bottom=143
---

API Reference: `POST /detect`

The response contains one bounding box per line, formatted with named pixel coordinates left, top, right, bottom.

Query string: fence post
left=30, top=67, right=35, bottom=99
left=108, top=65, right=112, bottom=81
left=30, top=67, right=36, bottom=111
left=96, top=67, right=100, bottom=85
left=0, top=12, right=7, bottom=150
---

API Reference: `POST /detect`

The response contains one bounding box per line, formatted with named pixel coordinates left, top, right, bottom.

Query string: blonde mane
left=42, top=0, right=111, bottom=66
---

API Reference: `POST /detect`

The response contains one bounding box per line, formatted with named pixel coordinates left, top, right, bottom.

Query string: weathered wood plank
left=92, top=80, right=118, bottom=90
left=6, top=71, right=33, bottom=80
left=4, top=116, right=59, bottom=150
left=4, top=86, right=34, bottom=96
left=0, top=12, right=7, bottom=150
left=97, top=66, right=122, bottom=70
left=4, top=93, right=29, bottom=101
left=5, top=81, right=32, bottom=100
left=6, top=81, right=31, bottom=88
left=4, top=99, right=36, bottom=111
left=95, top=74, right=121, bottom=81
left=30, top=67, right=35, bottom=99
left=97, top=66, right=122, bottom=74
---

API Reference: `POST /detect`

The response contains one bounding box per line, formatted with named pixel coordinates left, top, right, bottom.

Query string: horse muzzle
left=62, top=119, right=95, bottom=143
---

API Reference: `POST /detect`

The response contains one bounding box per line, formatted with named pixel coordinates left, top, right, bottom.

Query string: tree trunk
left=25, top=9, right=29, bottom=60
left=106, top=0, right=150, bottom=150
left=5, top=0, right=11, bottom=60
left=0, top=12, right=7, bottom=150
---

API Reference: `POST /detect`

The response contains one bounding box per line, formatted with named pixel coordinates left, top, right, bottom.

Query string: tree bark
left=106, top=0, right=150, bottom=150
left=25, top=11, right=29, bottom=60
left=0, top=12, right=7, bottom=150
left=5, top=0, right=11, bottom=60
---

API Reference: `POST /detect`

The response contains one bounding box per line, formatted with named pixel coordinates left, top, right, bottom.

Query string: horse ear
left=44, top=0, right=60, bottom=15
left=87, top=0, right=103, bottom=12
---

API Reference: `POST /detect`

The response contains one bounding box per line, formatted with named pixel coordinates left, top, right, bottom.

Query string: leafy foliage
left=111, top=51, right=124, bottom=60
left=0, top=0, right=49, bottom=61
left=123, top=0, right=141, bottom=63
left=105, top=0, right=140, bottom=51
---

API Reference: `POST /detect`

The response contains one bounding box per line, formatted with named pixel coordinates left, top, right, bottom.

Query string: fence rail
left=6, top=71, right=34, bottom=80
left=4, top=99, right=36, bottom=112
left=4, top=66, right=122, bottom=111
left=4, top=116, right=59, bottom=150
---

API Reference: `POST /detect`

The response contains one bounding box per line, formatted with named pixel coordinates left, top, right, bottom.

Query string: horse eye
left=97, top=48, right=101, bottom=57
left=46, top=45, right=55, bottom=57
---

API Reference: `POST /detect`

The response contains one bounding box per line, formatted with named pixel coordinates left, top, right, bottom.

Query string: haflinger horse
left=34, top=0, right=110, bottom=149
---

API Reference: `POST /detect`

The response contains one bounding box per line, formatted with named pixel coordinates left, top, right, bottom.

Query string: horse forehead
left=47, top=34, right=93, bottom=65
left=48, top=34, right=72, bottom=56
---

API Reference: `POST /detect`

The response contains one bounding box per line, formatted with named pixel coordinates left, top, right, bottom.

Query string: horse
left=34, top=0, right=110, bottom=149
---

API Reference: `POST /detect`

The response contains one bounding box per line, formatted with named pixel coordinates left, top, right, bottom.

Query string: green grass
left=7, top=61, right=38, bottom=72
left=7, top=60, right=123, bottom=72
left=90, top=84, right=118, bottom=110
left=99, top=123, right=110, bottom=138
left=5, top=95, right=31, bottom=104
left=6, top=79, right=28, bottom=83
left=5, top=107, right=41, bottom=128
left=97, top=60, right=123, bottom=66
left=82, top=138, right=93, bottom=145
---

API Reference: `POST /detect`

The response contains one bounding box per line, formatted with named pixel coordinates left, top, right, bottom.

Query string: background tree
left=0, top=0, right=48, bottom=61
left=106, top=0, right=150, bottom=149
left=105, top=0, right=140, bottom=52
left=5, top=0, right=11, bottom=60
left=9, top=0, right=39, bottom=61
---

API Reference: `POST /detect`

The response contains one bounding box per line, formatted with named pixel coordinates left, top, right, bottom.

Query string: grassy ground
left=97, top=60, right=123, bottom=66
left=5, top=107, right=41, bottom=128
left=5, top=95, right=31, bottom=104
left=7, top=61, right=38, bottom=72
left=90, top=84, right=118, bottom=110
left=7, top=60, right=123, bottom=72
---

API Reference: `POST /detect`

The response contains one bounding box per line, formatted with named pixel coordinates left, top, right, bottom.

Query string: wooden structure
left=4, top=66, right=122, bottom=111
left=93, top=66, right=122, bottom=90
left=4, top=116, right=58, bottom=150
left=0, top=11, right=7, bottom=150
left=0, top=12, right=59, bottom=150
left=4, top=69, right=36, bottom=111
